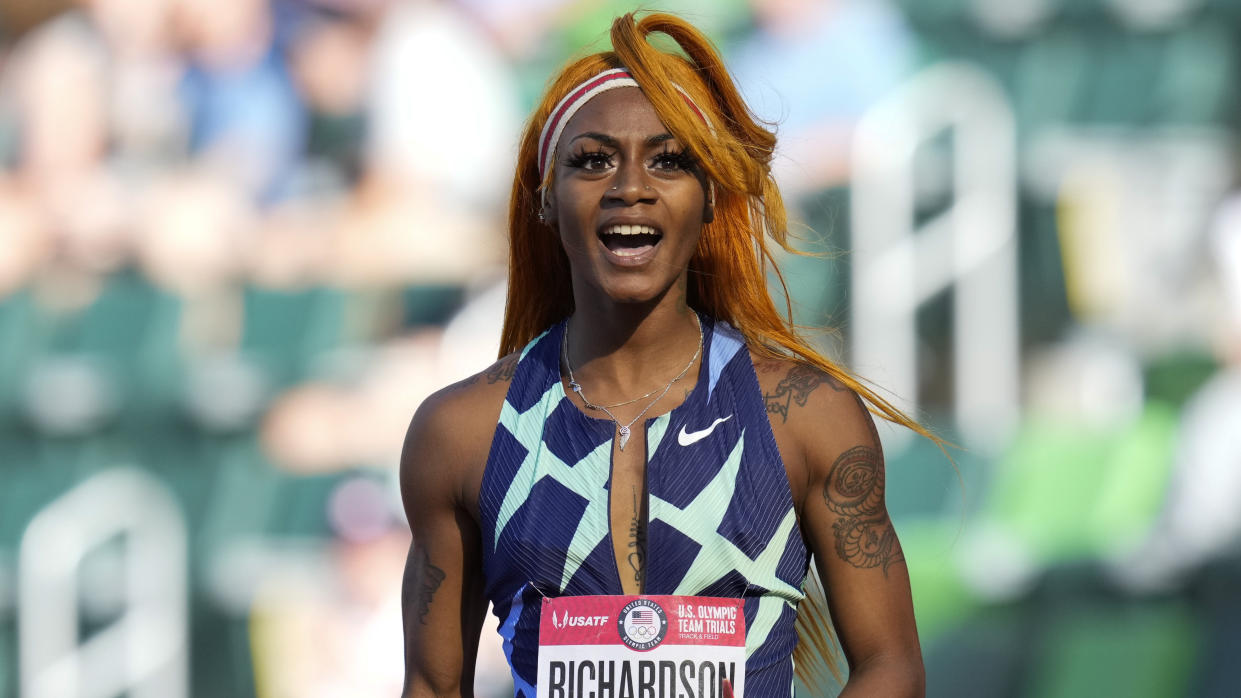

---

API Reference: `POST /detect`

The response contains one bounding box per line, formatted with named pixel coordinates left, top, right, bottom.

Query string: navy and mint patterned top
left=479, top=315, right=810, bottom=696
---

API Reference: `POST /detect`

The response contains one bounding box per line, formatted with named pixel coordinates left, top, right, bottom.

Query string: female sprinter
left=400, top=12, right=925, bottom=697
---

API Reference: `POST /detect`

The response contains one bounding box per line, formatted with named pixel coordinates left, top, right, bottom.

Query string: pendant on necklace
left=617, top=425, right=631, bottom=451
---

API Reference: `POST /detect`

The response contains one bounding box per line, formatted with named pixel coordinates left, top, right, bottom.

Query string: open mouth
left=598, top=224, right=662, bottom=258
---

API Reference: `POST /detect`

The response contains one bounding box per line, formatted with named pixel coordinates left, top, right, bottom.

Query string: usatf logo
left=551, top=610, right=609, bottom=629
left=617, top=598, right=668, bottom=651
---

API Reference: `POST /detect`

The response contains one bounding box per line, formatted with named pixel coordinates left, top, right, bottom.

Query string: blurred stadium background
left=1, top=0, right=1239, bottom=695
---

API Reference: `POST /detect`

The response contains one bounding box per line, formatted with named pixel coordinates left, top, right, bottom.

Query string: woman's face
left=545, top=87, right=710, bottom=309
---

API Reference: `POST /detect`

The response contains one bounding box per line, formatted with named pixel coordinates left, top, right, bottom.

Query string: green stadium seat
left=1012, top=29, right=1089, bottom=133
left=0, top=289, right=38, bottom=425
left=193, top=433, right=350, bottom=549
left=894, top=0, right=974, bottom=28
left=1016, top=199, right=1073, bottom=347
left=1054, top=0, right=1116, bottom=26
left=979, top=405, right=1178, bottom=567
left=885, top=428, right=990, bottom=524
left=0, top=434, right=109, bottom=553
left=1153, top=21, right=1235, bottom=124
left=901, top=518, right=983, bottom=644
left=1203, top=0, right=1241, bottom=19
left=240, top=285, right=346, bottom=390
left=1077, top=32, right=1163, bottom=124
left=401, top=283, right=466, bottom=328
left=1190, top=555, right=1241, bottom=697
left=266, top=470, right=348, bottom=540
left=0, top=614, right=13, bottom=698
left=193, top=436, right=283, bottom=555
left=24, top=270, right=184, bottom=427
left=1026, top=599, right=1196, bottom=698
left=923, top=603, right=1031, bottom=698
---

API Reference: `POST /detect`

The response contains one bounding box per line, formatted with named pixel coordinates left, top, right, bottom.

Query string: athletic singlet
left=479, top=315, right=810, bottom=696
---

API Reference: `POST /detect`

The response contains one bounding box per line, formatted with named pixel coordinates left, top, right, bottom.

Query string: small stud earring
left=537, top=211, right=546, bottom=223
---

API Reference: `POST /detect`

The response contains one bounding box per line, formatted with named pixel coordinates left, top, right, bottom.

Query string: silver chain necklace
left=563, top=314, right=703, bottom=451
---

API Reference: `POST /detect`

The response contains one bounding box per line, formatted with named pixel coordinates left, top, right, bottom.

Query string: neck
left=563, top=285, right=702, bottom=397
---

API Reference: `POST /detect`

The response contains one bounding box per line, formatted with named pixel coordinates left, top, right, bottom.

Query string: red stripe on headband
left=538, top=70, right=634, bottom=175
left=679, top=92, right=708, bottom=126
left=537, top=69, right=714, bottom=177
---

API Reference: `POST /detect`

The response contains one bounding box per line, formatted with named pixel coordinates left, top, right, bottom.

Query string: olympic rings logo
left=628, top=623, right=656, bottom=638
left=617, top=599, right=668, bottom=650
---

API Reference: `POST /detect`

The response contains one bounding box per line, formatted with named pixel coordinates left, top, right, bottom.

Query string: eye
left=650, top=149, right=696, bottom=172
left=564, top=149, right=614, bottom=171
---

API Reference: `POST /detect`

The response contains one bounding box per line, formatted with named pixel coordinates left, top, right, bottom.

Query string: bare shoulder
left=750, top=352, right=882, bottom=506
left=400, top=352, right=520, bottom=512
left=751, top=354, right=869, bottom=432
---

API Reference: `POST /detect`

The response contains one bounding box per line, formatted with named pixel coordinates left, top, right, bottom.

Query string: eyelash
left=563, top=147, right=697, bottom=172
left=652, top=148, right=697, bottom=171
left=564, top=148, right=613, bottom=170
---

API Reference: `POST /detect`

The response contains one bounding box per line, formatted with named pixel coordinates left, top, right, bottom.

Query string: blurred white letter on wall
left=19, top=468, right=187, bottom=698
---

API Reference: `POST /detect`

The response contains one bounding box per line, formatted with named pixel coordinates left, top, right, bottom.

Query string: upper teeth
left=604, top=225, right=657, bottom=236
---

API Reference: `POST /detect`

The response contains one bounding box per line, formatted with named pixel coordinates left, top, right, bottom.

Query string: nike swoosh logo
left=677, top=415, right=733, bottom=446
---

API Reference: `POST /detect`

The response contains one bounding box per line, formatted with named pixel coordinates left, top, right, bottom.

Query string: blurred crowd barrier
left=0, top=0, right=1239, bottom=696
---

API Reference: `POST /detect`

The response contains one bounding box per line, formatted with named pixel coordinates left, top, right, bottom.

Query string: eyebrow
left=568, top=132, right=676, bottom=147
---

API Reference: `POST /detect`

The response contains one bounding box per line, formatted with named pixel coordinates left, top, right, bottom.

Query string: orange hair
left=501, top=11, right=939, bottom=688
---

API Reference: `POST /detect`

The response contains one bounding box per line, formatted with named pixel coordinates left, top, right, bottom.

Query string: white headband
left=537, top=67, right=714, bottom=179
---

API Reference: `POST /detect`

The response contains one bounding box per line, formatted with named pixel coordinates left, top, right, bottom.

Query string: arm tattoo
left=627, top=487, right=646, bottom=585
left=444, top=352, right=516, bottom=392
left=763, top=364, right=845, bottom=423
left=411, top=546, right=446, bottom=625
left=445, top=373, right=479, bottom=392
left=444, top=355, right=516, bottom=393
left=485, top=355, right=518, bottom=384
left=823, top=445, right=904, bottom=576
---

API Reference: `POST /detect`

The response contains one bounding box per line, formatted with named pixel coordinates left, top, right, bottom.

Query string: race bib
left=536, top=595, right=745, bottom=698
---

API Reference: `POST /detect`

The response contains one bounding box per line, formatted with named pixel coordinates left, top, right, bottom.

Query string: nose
left=605, top=159, right=656, bottom=206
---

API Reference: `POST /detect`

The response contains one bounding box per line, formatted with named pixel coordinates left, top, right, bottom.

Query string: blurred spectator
left=134, top=168, right=251, bottom=373
left=2, top=2, right=1238, bottom=695
left=450, top=0, right=569, bottom=64
left=245, top=199, right=336, bottom=290
left=1214, top=195, right=1241, bottom=361
left=173, top=0, right=306, bottom=201
left=7, top=13, right=109, bottom=183
left=6, top=13, right=133, bottom=278
left=0, top=181, right=49, bottom=298
left=83, top=0, right=188, bottom=173
left=248, top=477, right=410, bottom=697
left=247, top=473, right=512, bottom=696
left=136, top=169, right=250, bottom=302
left=365, top=0, right=519, bottom=212
left=728, top=0, right=914, bottom=198
left=0, top=0, right=73, bottom=40
left=327, top=170, right=503, bottom=290
left=724, top=0, right=916, bottom=343
left=287, top=7, right=372, bottom=192
left=1124, top=192, right=1241, bottom=587
left=260, top=328, right=444, bottom=474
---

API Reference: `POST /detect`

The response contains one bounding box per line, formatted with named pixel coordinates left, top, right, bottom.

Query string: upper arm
left=760, top=359, right=924, bottom=693
left=399, top=381, right=498, bottom=697
left=802, top=391, right=920, bottom=665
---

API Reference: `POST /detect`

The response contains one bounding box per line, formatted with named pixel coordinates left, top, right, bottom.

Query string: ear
left=539, top=187, right=558, bottom=227
left=702, top=181, right=715, bottom=225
